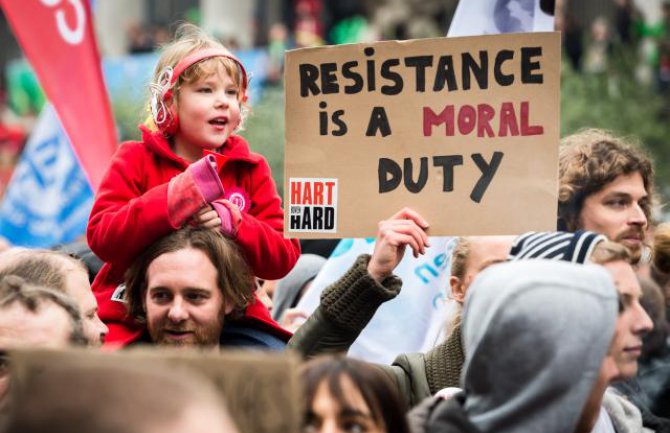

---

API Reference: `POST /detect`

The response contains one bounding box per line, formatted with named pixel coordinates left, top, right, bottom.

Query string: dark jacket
left=135, top=321, right=286, bottom=350
left=409, top=393, right=481, bottom=433
left=288, top=254, right=464, bottom=407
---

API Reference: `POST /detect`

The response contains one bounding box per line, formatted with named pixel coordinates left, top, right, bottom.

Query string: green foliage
left=239, top=85, right=286, bottom=196
left=561, top=51, right=670, bottom=202
left=111, top=90, right=145, bottom=143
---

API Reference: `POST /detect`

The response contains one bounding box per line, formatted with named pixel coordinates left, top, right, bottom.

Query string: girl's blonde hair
left=145, top=23, right=250, bottom=133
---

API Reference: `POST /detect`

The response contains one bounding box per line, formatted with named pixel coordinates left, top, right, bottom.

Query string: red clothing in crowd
left=88, top=126, right=299, bottom=346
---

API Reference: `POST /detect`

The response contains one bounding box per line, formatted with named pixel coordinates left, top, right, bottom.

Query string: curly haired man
left=558, top=129, right=654, bottom=264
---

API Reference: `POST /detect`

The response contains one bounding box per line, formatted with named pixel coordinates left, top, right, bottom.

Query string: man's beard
left=615, top=227, right=645, bottom=264
left=149, top=314, right=224, bottom=348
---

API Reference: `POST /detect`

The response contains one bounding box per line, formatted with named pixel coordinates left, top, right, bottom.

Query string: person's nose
left=628, top=202, right=647, bottom=227
left=167, top=298, right=189, bottom=322
left=214, top=89, right=230, bottom=109
left=319, top=419, right=340, bottom=433
left=95, top=315, right=109, bottom=340
left=634, top=304, right=653, bottom=335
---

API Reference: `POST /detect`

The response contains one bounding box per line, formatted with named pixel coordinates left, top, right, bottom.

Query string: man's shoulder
left=220, top=322, right=287, bottom=351
left=128, top=323, right=288, bottom=350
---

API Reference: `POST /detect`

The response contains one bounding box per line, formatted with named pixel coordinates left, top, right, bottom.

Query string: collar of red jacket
left=138, top=124, right=263, bottom=167
left=241, top=299, right=293, bottom=342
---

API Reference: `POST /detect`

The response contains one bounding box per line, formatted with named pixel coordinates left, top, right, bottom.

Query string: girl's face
left=173, top=66, right=241, bottom=161
left=305, top=376, right=384, bottom=433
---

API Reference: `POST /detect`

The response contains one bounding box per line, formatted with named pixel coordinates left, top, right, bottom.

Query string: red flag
left=0, top=0, right=116, bottom=190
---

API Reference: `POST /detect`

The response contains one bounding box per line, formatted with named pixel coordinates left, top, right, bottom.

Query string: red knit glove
left=211, top=199, right=243, bottom=236
left=167, top=155, right=224, bottom=228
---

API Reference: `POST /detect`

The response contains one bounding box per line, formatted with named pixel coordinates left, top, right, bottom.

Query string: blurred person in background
left=271, top=253, right=326, bottom=332
left=651, top=222, right=670, bottom=316
left=3, top=362, right=239, bottom=433
left=266, top=23, right=289, bottom=85
left=0, top=275, right=87, bottom=417
left=633, top=277, right=670, bottom=419
left=0, top=249, right=108, bottom=346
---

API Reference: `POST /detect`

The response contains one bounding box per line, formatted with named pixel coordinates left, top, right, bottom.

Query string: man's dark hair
left=125, top=228, right=254, bottom=322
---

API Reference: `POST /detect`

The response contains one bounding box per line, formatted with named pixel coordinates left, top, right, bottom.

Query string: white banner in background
left=297, top=237, right=457, bottom=365
left=448, top=0, right=554, bottom=37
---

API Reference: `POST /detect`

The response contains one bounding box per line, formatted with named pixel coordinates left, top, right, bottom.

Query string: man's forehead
left=599, top=172, right=648, bottom=199
left=148, top=248, right=213, bottom=273
left=146, top=248, right=219, bottom=289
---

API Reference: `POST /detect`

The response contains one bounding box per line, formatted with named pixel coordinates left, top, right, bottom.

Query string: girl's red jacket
left=87, top=127, right=298, bottom=346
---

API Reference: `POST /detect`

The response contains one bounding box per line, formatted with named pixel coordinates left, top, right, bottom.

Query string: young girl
left=87, top=24, right=300, bottom=346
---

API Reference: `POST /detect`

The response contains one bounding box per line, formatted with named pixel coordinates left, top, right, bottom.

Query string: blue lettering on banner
left=413, top=251, right=450, bottom=284
left=330, top=237, right=375, bottom=258
left=0, top=105, right=94, bottom=247
left=432, top=292, right=447, bottom=309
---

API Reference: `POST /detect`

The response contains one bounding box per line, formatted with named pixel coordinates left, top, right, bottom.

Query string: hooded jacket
left=87, top=126, right=298, bottom=345
left=455, top=260, right=618, bottom=433
left=272, top=253, right=326, bottom=322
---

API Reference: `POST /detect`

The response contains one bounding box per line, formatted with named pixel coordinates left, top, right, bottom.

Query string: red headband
left=169, top=47, right=248, bottom=99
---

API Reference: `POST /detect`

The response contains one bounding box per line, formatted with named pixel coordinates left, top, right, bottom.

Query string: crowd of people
left=0, top=19, right=670, bottom=433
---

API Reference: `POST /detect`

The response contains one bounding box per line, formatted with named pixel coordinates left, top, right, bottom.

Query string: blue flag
left=0, top=104, right=94, bottom=247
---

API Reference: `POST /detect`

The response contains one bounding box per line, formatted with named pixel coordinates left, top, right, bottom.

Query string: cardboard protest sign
left=9, top=348, right=301, bottom=433
left=284, top=32, right=560, bottom=238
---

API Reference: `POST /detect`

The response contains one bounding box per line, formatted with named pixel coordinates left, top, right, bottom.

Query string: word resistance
left=299, top=46, right=544, bottom=97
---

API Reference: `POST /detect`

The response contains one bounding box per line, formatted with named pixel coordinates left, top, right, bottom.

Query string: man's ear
left=223, top=302, right=234, bottom=316
left=449, top=276, right=466, bottom=304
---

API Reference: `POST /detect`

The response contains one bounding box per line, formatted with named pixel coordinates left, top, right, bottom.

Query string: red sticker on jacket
left=226, top=187, right=250, bottom=213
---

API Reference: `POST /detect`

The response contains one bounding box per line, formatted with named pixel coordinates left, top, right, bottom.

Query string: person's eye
left=151, top=291, right=171, bottom=303
left=226, top=88, right=240, bottom=97
left=343, top=421, right=366, bottom=433
left=0, top=355, right=9, bottom=376
left=197, top=87, right=213, bottom=93
left=605, top=199, right=627, bottom=209
left=185, top=292, right=208, bottom=302
left=302, top=418, right=320, bottom=433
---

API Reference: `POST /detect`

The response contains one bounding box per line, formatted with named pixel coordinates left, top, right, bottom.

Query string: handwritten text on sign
left=284, top=33, right=561, bottom=238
